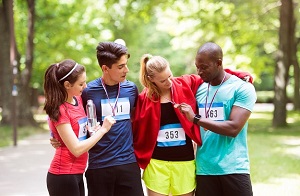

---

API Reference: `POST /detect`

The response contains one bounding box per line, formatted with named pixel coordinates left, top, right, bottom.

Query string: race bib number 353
left=157, top=123, right=186, bottom=147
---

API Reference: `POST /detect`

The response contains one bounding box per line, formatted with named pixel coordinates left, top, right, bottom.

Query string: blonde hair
left=139, top=54, right=170, bottom=100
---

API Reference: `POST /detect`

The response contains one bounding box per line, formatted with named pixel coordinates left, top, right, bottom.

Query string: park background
left=0, top=0, right=300, bottom=195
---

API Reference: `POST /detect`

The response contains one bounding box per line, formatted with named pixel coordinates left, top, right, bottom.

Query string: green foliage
left=155, top=0, right=281, bottom=85
left=14, top=0, right=113, bottom=91
left=256, top=91, right=274, bottom=103
left=13, top=0, right=179, bottom=92
left=256, top=90, right=294, bottom=103
left=254, top=73, right=274, bottom=91
left=12, top=0, right=298, bottom=94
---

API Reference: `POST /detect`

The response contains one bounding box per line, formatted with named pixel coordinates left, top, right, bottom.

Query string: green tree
left=1, top=0, right=299, bottom=128
left=152, top=0, right=299, bottom=127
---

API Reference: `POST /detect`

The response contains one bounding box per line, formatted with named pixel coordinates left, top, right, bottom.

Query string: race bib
left=198, top=102, right=224, bottom=121
left=157, top=123, right=186, bottom=147
left=101, top=97, right=130, bottom=120
left=78, top=117, right=88, bottom=141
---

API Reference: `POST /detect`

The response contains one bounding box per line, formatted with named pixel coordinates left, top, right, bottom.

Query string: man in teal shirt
left=177, top=42, right=256, bottom=196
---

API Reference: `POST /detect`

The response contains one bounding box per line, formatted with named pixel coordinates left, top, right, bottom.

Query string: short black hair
left=96, top=42, right=130, bottom=68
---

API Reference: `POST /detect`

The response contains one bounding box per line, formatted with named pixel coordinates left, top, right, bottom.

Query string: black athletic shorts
left=196, top=174, right=253, bottom=196
left=85, top=162, right=144, bottom=196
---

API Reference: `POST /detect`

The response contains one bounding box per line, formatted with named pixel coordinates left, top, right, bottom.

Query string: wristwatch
left=193, top=114, right=201, bottom=125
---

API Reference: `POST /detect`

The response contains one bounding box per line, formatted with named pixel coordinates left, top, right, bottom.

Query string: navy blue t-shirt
left=81, top=78, right=138, bottom=169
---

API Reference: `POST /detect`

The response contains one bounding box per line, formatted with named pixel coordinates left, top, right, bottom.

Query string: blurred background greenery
left=0, top=1, right=300, bottom=195
left=1, top=0, right=299, bottom=127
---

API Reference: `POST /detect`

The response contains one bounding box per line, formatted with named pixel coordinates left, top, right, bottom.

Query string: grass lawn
left=249, top=111, right=300, bottom=196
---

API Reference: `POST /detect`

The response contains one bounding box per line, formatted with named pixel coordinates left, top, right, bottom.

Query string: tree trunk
left=292, top=37, right=300, bottom=110
left=273, top=0, right=294, bottom=127
left=0, top=0, right=37, bottom=126
left=0, top=0, right=13, bottom=125
left=17, top=0, right=37, bottom=126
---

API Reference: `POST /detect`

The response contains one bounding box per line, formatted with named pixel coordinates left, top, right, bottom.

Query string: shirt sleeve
left=234, top=82, right=257, bottom=112
left=53, top=105, right=71, bottom=127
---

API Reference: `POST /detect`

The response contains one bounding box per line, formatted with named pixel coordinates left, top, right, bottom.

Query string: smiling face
left=66, top=72, right=87, bottom=97
left=102, top=54, right=129, bottom=85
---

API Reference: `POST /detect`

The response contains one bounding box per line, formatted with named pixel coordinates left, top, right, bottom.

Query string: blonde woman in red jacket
left=133, top=54, right=202, bottom=196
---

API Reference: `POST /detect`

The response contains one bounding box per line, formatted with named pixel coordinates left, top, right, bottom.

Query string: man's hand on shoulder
left=50, top=137, right=61, bottom=149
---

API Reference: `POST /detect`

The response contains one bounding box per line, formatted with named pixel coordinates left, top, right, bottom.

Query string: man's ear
left=217, top=59, right=222, bottom=67
left=102, top=65, right=109, bottom=72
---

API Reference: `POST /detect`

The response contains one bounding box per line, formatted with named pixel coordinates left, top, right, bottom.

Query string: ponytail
left=139, top=54, right=169, bottom=101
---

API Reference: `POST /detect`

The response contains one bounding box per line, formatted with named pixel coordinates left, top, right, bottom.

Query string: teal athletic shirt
left=195, top=75, right=257, bottom=175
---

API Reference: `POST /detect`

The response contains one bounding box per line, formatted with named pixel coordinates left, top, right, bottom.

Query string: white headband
left=58, top=63, right=78, bottom=82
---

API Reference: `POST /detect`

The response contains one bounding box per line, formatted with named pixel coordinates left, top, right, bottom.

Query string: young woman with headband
left=44, top=59, right=116, bottom=196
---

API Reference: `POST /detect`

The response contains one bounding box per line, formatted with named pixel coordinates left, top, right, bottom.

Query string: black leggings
left=47, top=172, right=85, bottom=196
